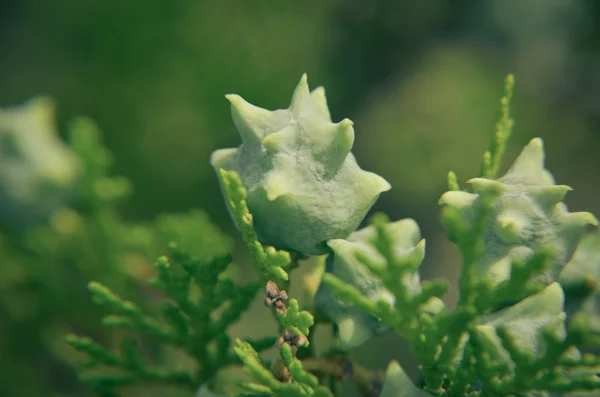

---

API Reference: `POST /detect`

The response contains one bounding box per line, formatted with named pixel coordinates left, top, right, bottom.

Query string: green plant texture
left=0, top=101, right=232, bottom=397
left=3, top=73, right=600, bottom=397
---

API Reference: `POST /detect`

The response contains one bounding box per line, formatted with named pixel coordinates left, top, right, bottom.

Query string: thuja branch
left=218, top=169, right=289, bottom=287
left=480, top=74, right=515, bottom=180
left=65, top=244, right=260, bottom=395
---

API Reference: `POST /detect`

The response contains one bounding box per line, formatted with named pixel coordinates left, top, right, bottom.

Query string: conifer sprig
left=233, top=339, right=334, bottom=397
left=66, top=243, right=260, bottom=395
left=314, top=74, right=600, bottom=397
left=479, top=74, right=515, bottom=180
left=218, top=168, right=326, bottom=394
left=218, top=169, right=290, bottom=285
left=57, top=73, right=600, bottom=397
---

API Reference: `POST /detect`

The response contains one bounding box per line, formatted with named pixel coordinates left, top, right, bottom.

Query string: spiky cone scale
left=380, top=361, right=431, bottom=397
left=471, top=283, right=600, bottom=397
left=439, top=138, right=598, bottom=287
left=0, top=97, right=81, bottom=228
left=451, top=283, right=572, bottom=394
left=315, top=219, right=443, bottom=349
left=559, top=230, right=600, bottom=335
left=211, top=74, right=391, bottom=255
left=476, top=282, right=567, bottom=360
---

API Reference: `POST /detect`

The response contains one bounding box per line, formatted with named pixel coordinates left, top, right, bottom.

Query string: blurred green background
left=2, top=0, right=600, bottom=396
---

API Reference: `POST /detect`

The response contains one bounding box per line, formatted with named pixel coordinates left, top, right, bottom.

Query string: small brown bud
left=276, top=329, right=307, bottom=355
left=265, top=280, right=279, bottom=298
left=272, top=359, right=292, bottom=383
left=264, top=280, right=289, bottom=314
left=280, top=366, right=292, bottom=383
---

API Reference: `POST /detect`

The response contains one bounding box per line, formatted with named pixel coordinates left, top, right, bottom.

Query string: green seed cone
left=211, top=74, right=390, bottom=255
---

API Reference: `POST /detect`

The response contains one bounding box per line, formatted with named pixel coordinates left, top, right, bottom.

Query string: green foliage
left=234, top=340, right=333, bottom=397
left=66, top=243, right=260, bottom=396
left=0, top=111, right=231, bottom=397
left=3, top=73, right=600, bottom=397
left=317, top=216, right=446, bottom=349
left=469, top=283, right=596, bottom=396
left=66, top=153, right=320, bottom=397
left=219, top=168, right=322, bottom=396
left=316, top=76, right=600, bottom=397
left=559, top=230, right=600, bottom=342
left=479, top=74, right=515, bottom=180
left=217, top=169, right=289, bottom=284
left=0, top=97, right=81, bottom=228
